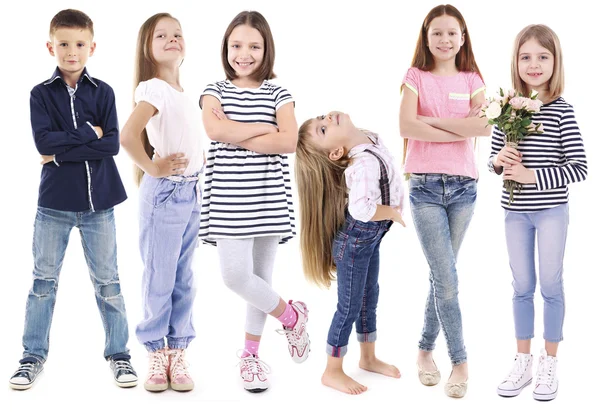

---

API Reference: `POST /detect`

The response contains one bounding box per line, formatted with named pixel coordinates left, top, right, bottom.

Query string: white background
left=0, top=0, right=597, bottom=411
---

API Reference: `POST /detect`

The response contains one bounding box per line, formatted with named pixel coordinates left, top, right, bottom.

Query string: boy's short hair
left=49, top=9, right=94, bottom=38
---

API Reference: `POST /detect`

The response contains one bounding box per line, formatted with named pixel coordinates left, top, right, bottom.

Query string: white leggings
left=217, top=236, right=280, bottom=336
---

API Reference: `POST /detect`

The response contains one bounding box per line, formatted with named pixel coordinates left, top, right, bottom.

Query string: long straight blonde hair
left=295, top=119, right=350, bottom=288
left=132, top=13, right=180, bottom=186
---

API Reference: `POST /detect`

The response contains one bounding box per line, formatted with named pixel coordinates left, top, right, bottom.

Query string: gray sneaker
left=9, top=357, right=44, bottom=390
left=109, top=354, right=138, bottom=388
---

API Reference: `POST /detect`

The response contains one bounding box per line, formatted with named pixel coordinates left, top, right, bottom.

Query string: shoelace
left=168, top=350, right=190, bottom=378
left=237, top=355, right=271, bottom=376
left=536, top=357, right=557, bottom=386
left=148, top=351, right=169, bottom=376
left=505, top=356, right=529, bottom=383
left=113, top=360, right=134, bottom=374
left=276, top=325, right=304, bottom=347
left=16, top=363, right=36, bottom=377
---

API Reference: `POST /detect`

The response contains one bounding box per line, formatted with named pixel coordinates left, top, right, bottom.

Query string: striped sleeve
left=274, top=86, right=293, bottom=110
left=488, top=125, right=505, bottom=174
left=200, top=82, right=222, bottom=108
left=534, top=106, right=587, bottom=191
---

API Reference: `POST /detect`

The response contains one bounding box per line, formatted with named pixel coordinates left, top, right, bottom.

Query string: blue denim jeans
left=22, top=207, right=130, bottom=362
left=409, top=173, right=477, bottom=365
left=326, top=212, right=392, bottom=358
left=135, top=174, right=201, bottom=352
left=505, top=204, right=568, bottom=342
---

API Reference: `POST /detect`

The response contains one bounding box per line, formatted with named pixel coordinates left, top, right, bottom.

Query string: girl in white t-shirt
left=120, top=13, right=203, bottom=393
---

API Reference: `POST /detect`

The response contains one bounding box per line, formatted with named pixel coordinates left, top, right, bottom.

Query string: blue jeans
left=135, top=174, right=201, bottom=352
left=22, top=207, right=129, bottom=362
left=326, top=212, right=392, bottom=358
left=409, top=173, right=476, bottom=365
left=505, top=204, right=568, bottom=342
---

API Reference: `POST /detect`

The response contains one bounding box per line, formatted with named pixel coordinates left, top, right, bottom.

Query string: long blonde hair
left=132, top=13, right=180, bottom=186
left=295, top=119, right=350, bottom=288
left=512, top=24, right=564, bottom=102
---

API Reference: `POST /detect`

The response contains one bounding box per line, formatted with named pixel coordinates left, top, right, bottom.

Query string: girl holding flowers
left=488, top=24, right=587, bottom=401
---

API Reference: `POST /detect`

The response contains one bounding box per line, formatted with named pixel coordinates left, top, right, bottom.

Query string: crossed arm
left=201, top=95, right=298, bottom=154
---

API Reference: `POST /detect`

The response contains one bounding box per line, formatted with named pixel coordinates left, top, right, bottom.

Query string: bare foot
left=417, top=350, right=438, bottom=372
left=359, top=357, right=401, bottom=378
left=321, top=369, right=368, bottom=395
left=448, top=362, right=468, bottom=384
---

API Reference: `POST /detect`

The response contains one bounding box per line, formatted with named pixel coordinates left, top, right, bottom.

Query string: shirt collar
left=43, top=67, right=98, bottom=88
left=348, top=131, right=378, bottom=158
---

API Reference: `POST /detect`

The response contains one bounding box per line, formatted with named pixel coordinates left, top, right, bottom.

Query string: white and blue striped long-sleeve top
left=488, top=97, right=587, bottom=212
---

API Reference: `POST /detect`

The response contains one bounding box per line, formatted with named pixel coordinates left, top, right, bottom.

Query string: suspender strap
left=363, top=149, right=390, bottom=206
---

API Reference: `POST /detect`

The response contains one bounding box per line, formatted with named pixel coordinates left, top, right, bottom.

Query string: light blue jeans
left=505, top=204, right=568, bottom=342
left=22, top=206, right=130, bottom=362
left=135, top=174, right=201, bottom=352
left=409, top=173, right=477, bottom=365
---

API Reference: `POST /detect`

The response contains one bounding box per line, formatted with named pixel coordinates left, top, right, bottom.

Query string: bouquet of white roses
left=481, top=88, right=544, bottom=204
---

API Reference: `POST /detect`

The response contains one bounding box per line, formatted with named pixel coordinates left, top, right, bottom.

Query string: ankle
left=418, top=351, right=433, bottom=360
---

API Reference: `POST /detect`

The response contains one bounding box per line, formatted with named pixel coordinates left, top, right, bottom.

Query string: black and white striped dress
left=199, top=80, right=296, bottom=244
left=488, top=97, right=587, bottom=211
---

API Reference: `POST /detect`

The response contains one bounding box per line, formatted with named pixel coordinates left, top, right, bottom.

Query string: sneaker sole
left=171, top=383, right=194, bottom=392
left=497, top=378, right=532, bottom=397
left=9, top=382, right=34, bottom=390
left=533, top=388, right=558, bottom=401
left=245, top=387, right=268, bottom=393
left=116, top=379, right=138, bottom=388
left=144, top=382, right=168, bottom=392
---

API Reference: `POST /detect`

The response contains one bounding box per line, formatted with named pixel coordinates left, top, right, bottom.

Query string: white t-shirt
left=135, top=78, right=204, bottom=176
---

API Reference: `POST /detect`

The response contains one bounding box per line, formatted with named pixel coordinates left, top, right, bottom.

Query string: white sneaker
left=497, top=353, right=533, bottom=397
left=276, top=300, right=310, bottom=363
left=533, top=350, right=558, bottom=401
left=237, top=352, right=271, bottom=393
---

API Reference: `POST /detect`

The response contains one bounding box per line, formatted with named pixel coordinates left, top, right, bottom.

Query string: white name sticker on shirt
left=448, top=92, right=470, bottom=101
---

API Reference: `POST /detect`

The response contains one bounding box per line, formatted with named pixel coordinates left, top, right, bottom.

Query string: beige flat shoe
left=445, top=380, right=468, bottom=398
left=417, top=362, right=441, bottom=386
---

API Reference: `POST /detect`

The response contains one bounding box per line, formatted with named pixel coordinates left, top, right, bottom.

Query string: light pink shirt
left=346, top=133, right=405, bottom=222
left=402, top=68, right=485, bottom=179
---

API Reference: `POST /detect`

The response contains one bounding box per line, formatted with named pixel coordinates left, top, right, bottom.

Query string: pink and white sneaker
left=277, top=300, right=310, bottom=363
left=168, top=349, right=194, bottom=392
left=237, top=352, right=271, bottom=393
left=144, top=349, right=169, bottom=392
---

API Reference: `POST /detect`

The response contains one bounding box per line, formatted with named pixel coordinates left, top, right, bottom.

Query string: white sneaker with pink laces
left=237, top=352, right=271, bottom=393
left=276, top=300, right=310, bottom=363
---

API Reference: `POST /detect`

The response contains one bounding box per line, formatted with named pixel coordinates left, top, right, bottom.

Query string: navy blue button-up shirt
left=31, top=68, right=127, bottom=212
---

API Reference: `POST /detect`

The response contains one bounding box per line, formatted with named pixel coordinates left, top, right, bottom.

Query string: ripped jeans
left=21, top=207, right=130, bottom=362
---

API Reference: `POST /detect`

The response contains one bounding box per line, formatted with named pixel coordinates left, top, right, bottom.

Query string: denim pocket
left=332, top=232, right=349, bottom=262
left=354, top=225, right=381, bottom=244
left=153, top=180, right=179, bottom=208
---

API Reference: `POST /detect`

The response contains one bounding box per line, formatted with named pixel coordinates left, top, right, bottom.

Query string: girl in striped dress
left=490, top=25, right=587, bottom=402
left=199, top=11, right=309, bottom=393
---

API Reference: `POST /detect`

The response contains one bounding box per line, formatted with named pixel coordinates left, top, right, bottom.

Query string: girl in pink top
left=399, top=4, right=491, bottom=398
